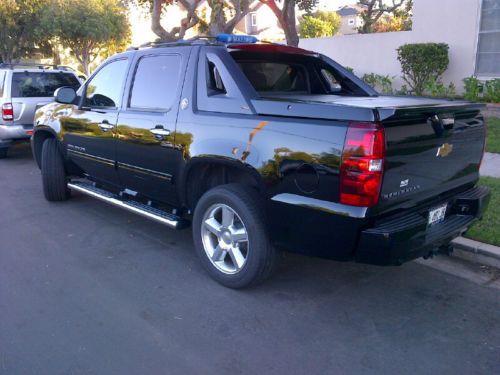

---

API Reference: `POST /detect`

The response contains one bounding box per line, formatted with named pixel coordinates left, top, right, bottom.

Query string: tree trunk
left=260, top=0, right=299, bottom=46
left=282, top=0, right=299, bottom=46
left=152, top=0, right=171, bottom=40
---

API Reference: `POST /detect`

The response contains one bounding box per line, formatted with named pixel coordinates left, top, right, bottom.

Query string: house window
left=251, top=13, right=258, bottom=27
left=348, top=18, right=355, bottom=25
left=476, top=0, right=500, bottom=77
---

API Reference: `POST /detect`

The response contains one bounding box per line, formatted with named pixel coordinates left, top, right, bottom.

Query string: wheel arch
left=179, top=156, right=266, bottom=210
left=32, top=127, right=59, bottom=169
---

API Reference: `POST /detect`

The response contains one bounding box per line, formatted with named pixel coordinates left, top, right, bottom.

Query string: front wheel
left=41, top=138, right=70, bottom=201
left=192, top=184, right=277, bottom=289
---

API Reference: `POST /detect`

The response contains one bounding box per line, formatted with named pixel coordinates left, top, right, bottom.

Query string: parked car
left=32, top=35, right=490, bottom=288
left=0, top=63, right=81, bottom=158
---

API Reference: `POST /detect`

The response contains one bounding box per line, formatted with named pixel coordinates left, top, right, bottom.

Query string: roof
left=337, top=5, right=366, bottom=17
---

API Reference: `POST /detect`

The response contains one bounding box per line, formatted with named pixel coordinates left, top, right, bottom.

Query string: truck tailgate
left=375, top=104, right=486, bottom=216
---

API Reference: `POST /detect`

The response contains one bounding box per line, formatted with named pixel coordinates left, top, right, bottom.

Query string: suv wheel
left=0, top=148, right=7, bottom=159
left=193, top=184, right=276, bottom=288
left=41, top=138, right=70, bottom=201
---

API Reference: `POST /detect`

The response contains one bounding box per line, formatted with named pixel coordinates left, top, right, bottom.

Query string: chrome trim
left=117, top=162, right=172, bottom=181
left=271, top=193, right=368, bottom=218
left=68, top=182, right=180, bottom=229
left=68, top=149, right=115, bottom=167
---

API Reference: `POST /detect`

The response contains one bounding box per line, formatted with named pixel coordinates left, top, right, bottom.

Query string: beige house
left=336, top=5, right=366, bottom=35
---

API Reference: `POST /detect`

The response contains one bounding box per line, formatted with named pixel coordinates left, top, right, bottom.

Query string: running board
left=68, top=181, right=187, bottom=229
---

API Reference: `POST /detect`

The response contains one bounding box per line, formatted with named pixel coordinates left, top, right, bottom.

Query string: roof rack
left=0, top=63, right=76, bottom=72
left=127, top=34, right=259, bottom=51
left=127, top=36, right=218, bottom=51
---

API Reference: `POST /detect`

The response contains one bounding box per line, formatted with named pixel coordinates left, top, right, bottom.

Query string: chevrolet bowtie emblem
left=436, top=143, right=453, bottom=157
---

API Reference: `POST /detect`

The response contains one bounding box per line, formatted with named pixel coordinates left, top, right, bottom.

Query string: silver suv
left=0, top=63, right=81, bottom=158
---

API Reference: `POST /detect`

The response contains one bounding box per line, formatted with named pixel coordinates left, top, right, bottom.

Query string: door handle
left=149, top=127, right=171, bottom=138
left=98, top=120, right=114, bottom=132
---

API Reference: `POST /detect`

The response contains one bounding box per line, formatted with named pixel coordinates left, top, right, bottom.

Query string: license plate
left=428, top=204, right=447, bottom=226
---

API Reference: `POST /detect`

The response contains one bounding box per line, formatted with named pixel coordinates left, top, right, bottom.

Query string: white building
left=300, top=0, right=500, bottom=92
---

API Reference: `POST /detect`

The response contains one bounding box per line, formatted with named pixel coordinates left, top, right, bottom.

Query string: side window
left=129, top=54, right=182, bottom=111
left=84, top=59, right=128, bottom=108
left=321, top=69, right=342, bottom=93
left=207, top=61, right=226, bottom=95
left=0, top=71, right=5, bottom=96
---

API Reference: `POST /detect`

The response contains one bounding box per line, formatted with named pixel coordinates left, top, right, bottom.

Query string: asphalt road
left=1, top=145, right=499, bottom=375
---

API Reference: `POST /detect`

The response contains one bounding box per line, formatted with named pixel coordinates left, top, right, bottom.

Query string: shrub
left=463, top=76, right=481, bottom=101
left=397, top=43, right=449, bottom=96
left=299, top=11, right=341, bottom=38
left=484, top=79, right=500, bottom=103
left=424, top=78, right=456, bottom=98
left=362, top=73, right=394, bottom=94
left=300, top=16, right=333, bottom=38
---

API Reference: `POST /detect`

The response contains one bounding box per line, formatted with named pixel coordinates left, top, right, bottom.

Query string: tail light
left=2, top=103, right=14, bottom=121
left=340, top=122, right=385, bottom=207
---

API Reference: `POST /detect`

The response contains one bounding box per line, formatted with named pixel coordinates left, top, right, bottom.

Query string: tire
left=193, top=184, right=277, bottom=289
left=0, top=148, right=7, bottom=159
left=41, top=138, right=70, bottom=201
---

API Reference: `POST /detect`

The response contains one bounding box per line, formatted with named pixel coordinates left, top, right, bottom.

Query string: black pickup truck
left=32, top=35, right=490, bottom=288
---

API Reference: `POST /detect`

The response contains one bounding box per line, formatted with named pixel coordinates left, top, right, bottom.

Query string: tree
left=53, top=0, right=130, bottom=75
left=206, top=0, right=260, bottom=36
left=136, top=0, right=203, bottom=41
left=357, top=0, right=408, bottom=34
left=259, top=0, right=317, bottom=47
left=300, top=11, right=341, bottom=38
left=0, top=0, right=50, bottom=63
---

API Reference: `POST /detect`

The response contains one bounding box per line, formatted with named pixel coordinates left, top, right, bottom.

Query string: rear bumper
left=0, top=124, right=32, bottom=147
left=356, top=186, right=491, bottom=265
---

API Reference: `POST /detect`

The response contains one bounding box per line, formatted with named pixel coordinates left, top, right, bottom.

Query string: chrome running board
left=68, top=181, right=186, bottom=229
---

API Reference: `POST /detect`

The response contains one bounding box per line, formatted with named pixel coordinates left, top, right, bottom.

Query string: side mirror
left=54, top=86, right=77, bottom=104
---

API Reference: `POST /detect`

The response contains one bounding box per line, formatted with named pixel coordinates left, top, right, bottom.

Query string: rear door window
left=129, top=54, right=182, bottom=111
left=11, top=72, right=80, bottom=97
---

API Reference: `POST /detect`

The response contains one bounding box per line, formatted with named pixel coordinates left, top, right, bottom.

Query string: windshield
left=12, top=72, right=81, bottom=98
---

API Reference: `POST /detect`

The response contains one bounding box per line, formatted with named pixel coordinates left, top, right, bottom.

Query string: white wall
left=300, top=0, right=483, bottom=92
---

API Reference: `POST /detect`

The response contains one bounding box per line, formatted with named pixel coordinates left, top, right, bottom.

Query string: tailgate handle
left=441, top=117, right=455, bottom=130
left=429, top=115, right=454, bottom=136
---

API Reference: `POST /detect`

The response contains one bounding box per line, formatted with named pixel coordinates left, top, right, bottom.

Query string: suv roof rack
left=127, top=36, right=218, bottom=51
left=127, top=34, right=258, bottom=51
left=0, top=63, right=76, bottom=72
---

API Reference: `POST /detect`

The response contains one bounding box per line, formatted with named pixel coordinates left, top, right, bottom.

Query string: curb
left=451, top=237, right=500, bottom=269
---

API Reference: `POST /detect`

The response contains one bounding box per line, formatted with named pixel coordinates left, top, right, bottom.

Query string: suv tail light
left=340, top=122, right=385, bottom=207
left=2, top=103, right=14, bottom=121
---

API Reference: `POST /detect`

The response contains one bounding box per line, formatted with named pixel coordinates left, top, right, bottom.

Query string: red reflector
left=2, top=103, right=14, bottom=121
left=340, top=122, right=385, bottom=207
left=26, top=130, right=33, bottom=136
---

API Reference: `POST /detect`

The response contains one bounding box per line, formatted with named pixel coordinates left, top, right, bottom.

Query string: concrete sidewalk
left=480, top=152, right=500, bottom=178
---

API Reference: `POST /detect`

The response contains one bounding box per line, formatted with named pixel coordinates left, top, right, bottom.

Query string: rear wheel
left=0, top=147, right=8, bottom=159
left=41, top=138, right=70, bottom=201
left=193, top=184, right=276, bottom=288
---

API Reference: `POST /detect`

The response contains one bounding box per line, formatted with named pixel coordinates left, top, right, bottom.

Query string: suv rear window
left=11, top=72, right=80, bottom=98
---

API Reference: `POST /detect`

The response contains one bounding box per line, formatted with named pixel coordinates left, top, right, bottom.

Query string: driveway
left=1, top=145, right=499, bottom=375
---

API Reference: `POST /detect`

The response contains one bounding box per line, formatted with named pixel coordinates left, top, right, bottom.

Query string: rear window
left=238, top=62, right=308, bottom=92
left=11, top=72, right=80, bottom=98
left=230, top=50, right=369, bottom=97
